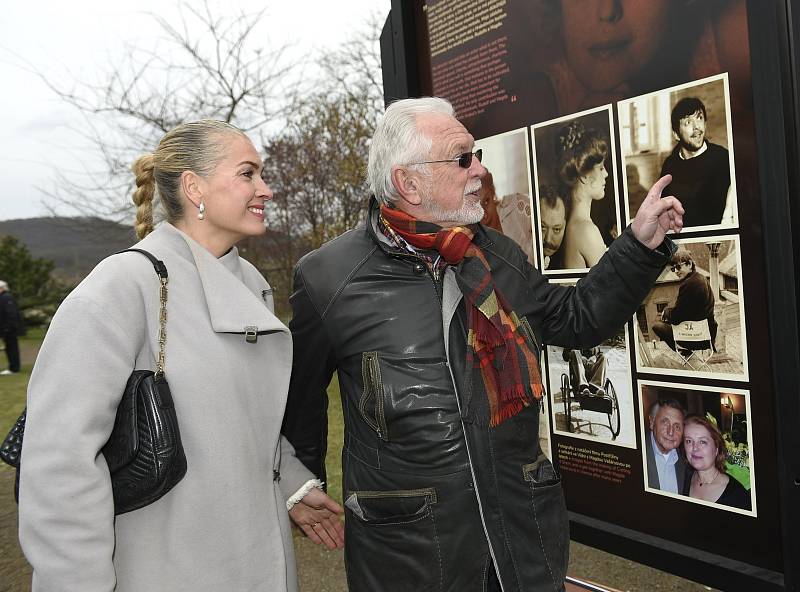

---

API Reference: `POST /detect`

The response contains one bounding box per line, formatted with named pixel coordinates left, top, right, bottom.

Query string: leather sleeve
left=531, top=226, right=674, bottom=349
left=281, top=261, right=337, bottom=483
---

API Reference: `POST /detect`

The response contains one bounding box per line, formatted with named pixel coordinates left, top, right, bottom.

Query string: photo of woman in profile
left=556, top=120, right=609, bottom=269
left=682, top=414, right=751, bottom=511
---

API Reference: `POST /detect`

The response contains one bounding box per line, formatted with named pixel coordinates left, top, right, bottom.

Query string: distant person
left=556, top=120, right=610, bottom=269
left=0, top=280, right=22, bottom=375
left=683, top=414, right=751, bottom=510
left=645, top=399, right=687, bottom=494
left=19, top=120, right=343, bottom=591
left=562, top=347, right=607, bottom=397
left=539, top=185, right=567, bottom=270
left=651, top=247, right=717, bottom=352
left=660, top=97, right=734, bottom=228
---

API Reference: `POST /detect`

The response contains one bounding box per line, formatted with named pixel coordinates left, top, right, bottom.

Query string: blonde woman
left=19, top=120, right=343, bottom=591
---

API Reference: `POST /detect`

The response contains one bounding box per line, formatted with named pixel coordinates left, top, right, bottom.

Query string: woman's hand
left=631, top=174, right=684, bottom=249
left=289, top=487, right=345, bottom=550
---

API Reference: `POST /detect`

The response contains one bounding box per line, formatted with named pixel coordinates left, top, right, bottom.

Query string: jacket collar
left=146, top=223, right=287, bottom=336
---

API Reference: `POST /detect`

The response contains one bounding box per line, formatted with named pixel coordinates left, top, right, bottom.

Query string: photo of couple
left=640, top=381, right=754, bottom=515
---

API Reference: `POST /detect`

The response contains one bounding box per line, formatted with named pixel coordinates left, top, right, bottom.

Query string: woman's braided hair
left=131, top=120, right=247, bottom=238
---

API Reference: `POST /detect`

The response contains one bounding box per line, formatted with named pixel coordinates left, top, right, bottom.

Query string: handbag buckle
left=245, top=326, right=258, bottom=344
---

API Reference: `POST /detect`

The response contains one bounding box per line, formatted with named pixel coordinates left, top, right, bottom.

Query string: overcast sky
left=0, top=0, right=390, bottom=221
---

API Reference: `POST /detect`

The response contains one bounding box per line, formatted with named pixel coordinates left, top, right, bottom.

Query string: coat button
left=413, top=263, right=426, bottom=275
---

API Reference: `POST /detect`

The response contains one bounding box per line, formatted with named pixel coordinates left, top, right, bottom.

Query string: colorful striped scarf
left=380, top=205, right=543, bottom=427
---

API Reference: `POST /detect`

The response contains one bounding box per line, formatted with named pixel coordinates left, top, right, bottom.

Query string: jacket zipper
left=442, top=302, right=506, bottom=592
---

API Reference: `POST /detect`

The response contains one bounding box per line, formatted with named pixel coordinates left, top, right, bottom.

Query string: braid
left=132, top=153, right=156, bottom=239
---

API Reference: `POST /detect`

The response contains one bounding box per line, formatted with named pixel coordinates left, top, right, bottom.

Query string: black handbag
left=0, top=248, right=187, bottom=514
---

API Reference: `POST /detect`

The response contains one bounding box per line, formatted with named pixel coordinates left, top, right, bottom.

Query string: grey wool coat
left=19, top=223, right=314, bottom=591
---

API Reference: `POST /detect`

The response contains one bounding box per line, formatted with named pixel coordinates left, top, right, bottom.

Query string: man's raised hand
left=630, top=174, right=684, bottom=249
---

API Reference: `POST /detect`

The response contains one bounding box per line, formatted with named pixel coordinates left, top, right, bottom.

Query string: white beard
left=420, top=182, right=484, bottom=226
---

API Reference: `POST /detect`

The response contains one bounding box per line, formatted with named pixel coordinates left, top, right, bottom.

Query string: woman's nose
left=258, top=177, right=274, bottom=200
left=597, top=0, right=623, bottom=23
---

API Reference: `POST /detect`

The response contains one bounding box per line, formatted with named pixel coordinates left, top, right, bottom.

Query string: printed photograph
left=618, top=73, right=738, bottom=231
left=531, top=105, right=620, bottom=273
left=639, top=380, right=755, bottom=516
left=474, top=128, right=535, bottom=264
left=545, top=280, right=636, bottom=448
left=634, top=236, right=748, bottom=381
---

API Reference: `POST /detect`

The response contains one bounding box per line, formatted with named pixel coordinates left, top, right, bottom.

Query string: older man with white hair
left=282, top=97, right=684, bottom=592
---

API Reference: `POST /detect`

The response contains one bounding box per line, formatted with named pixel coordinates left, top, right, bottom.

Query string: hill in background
left=0, top=217, right=137, bottom=283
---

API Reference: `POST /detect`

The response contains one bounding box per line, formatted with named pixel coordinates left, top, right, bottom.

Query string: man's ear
left=391, top=166, right=424, bottom=207
left=180, top=170, right=204, bottom=208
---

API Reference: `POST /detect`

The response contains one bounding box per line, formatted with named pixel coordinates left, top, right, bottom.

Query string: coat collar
left=145, top=223, right=287, bottom=336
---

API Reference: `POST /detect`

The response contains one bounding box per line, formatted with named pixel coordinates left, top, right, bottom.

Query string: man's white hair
left=367, top=97, right=455, bottom=205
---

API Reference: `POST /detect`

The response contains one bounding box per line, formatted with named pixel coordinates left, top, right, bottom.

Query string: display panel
left=397, top=0, right=794, bottom=588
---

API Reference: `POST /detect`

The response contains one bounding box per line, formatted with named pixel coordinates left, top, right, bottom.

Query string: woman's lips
left=588, top=38, right=632, bottom=59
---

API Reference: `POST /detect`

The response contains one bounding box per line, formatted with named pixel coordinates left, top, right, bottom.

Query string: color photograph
left=618, top=73, right=738, bottom=231
left=639, top=380, right=755, bottom=516
left=634, top=236, right=748, bottom=381
left=474, top=128, right=536, bottom=264
left=531, top=105, right=620, bottom=273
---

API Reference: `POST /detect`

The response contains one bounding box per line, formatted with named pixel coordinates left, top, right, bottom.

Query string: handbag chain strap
left=117, top=248, right=169, bottom=380
left=155, top=272, right=168, bottom=380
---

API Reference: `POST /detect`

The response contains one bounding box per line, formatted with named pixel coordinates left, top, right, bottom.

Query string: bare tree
left=254, top=16, right=385, bottom=314
left=39, top=1, right=300, bottom=222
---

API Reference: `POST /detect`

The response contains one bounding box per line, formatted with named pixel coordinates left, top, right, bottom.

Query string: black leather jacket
left=283, top=198, right=673, bottom=592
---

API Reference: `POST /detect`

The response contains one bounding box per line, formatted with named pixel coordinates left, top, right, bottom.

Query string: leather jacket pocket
left=360, top=351, right=388, bottom=440
left=522, top=454, right=569, bottom=588
left=344, top=488, right=443, bottom=592
left=520, top=317, right=541, bottom=357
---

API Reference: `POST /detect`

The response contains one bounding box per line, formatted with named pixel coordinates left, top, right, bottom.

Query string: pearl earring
left=198, top=201, right=205, bottom=220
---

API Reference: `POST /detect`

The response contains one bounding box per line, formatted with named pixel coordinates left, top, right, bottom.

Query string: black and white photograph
left=619, top=73, right=738, bottom=231
left=531, top=105, right=620, bottom=273
left=474, top=128, right=536, bottom=264
left=545, top=280, right=636, bottom=448
left=639, top=380, right=755, bottom=516
left=634, top=236, right=748, bottom=381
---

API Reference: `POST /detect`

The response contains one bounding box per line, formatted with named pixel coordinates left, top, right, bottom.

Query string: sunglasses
left=408, top=149, right=482, bottom=169
left=670, top=262, right=687, bottom=272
